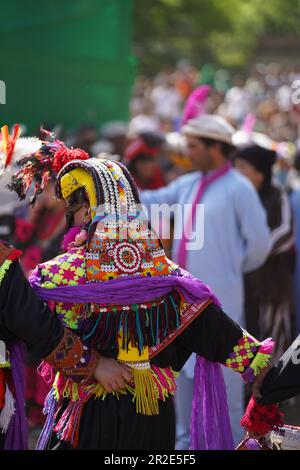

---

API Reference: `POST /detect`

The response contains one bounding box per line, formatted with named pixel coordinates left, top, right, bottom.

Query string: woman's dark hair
left=199, top=137, right=235, bottom=158
left=65, top=187, right=89, bottom=229
left=127, top=154, right=154, bottom=178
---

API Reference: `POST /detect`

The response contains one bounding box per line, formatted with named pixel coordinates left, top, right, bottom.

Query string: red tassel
left=7, top=249, right=23, bottom=261
left=52, top=146, right=89, bottom=174
left=241, top=396, right=284, bottom=436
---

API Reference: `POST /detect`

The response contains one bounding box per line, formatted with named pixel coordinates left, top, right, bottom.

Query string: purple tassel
left=4, top=342, right=28, bottom=450
left=36, top=388, right=57, bottom=450
left=190, top=356, right=234, bottom=450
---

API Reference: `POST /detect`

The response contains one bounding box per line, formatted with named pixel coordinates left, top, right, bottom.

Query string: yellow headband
left=60, top=168, right=98, bottom=218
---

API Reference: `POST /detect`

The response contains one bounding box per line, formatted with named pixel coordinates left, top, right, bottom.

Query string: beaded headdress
left=56, top=158, right=170, bottom=281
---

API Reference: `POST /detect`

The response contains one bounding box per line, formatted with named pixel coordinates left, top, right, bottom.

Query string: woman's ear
left=83, top=206, right=92, bottom=225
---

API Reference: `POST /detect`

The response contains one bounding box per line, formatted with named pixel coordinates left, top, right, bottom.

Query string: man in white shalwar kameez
left=141, top=115, right=271, bottom=446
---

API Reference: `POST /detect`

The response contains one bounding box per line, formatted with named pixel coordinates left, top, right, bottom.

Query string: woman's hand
left=252, top=364, right=272, bottom=399
left=93, top=356, right=133, bottom=393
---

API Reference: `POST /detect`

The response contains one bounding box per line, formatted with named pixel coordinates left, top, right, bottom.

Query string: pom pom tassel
left=241, top=396, right=284, bottom=436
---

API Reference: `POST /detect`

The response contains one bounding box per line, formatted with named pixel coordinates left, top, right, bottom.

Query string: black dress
left=0, top=261, right=64, bottom=449
left=48, top=304, right=244, bottom=450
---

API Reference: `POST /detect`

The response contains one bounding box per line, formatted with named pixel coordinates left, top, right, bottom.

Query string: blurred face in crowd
left=32, top=182, right=64, bottom=212
left=133, top=155, right=157, bottom=182
left=235, top=158, right=264, bottom=189
left=185, top=135, right=226, bottom=173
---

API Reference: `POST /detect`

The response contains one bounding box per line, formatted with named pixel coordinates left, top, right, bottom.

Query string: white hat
left=181, top=114, right=235, bottom=145
left=232, top=130, right=275, bottom=150
left=165, top=132, right=187, bottom=154
left=127, top=115, right=161, bottom=139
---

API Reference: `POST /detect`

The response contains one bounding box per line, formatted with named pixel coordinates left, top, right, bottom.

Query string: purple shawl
left=190, top=356, right=234, bottom=450
left=4, top=342, right=28, bottom=450
left=30, top=265, right=234, bottom=450
left=29, top=268, right=220, bottom=307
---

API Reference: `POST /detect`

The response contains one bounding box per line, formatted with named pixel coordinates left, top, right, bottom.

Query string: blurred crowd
left=1, top=60, right=300, bottom=438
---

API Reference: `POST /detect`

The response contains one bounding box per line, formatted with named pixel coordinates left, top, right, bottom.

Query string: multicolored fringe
left=151, top=365, right=178, bottom=399
left=40, top=364, right=177, bottom=448
left=54, top=400, right=86, bottom=448
left=77, top=290, right=182, bottom=354
left=0, top=259, right=12, bottom=286
left=241, top=338, right=274, bottom=383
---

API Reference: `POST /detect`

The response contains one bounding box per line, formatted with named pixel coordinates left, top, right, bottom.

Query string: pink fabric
left=181, top=86, right=211, bottom=126
left=177, top=162, right=232, bottom=269
left=61, top=226, right=81, bottom=251
left=241, top=113, right=256, bottom=135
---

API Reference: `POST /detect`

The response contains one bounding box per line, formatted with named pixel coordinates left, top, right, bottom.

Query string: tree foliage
left=134, top=0, right=300, bottom=73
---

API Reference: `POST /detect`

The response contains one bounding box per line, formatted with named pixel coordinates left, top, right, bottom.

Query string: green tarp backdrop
left=0, top=0, right=136, bottom=132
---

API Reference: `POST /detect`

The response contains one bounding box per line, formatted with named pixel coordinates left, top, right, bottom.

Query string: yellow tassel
left=72, top=382, right=80, bottom=401
left=160, top=368, right=175, bottom=389
left=250, top=352, right=272, bottom=376
left=150, top=371, right=160, bottom=399
left=62, top=379, right=72, bottom=399
left=92, top=383, right=132, bottom=401
left=0, top=362, right=10, bottom=369
left=92, top=383, right=107, bottom=400
left=53, top=373, right=61, bottom=401
left=132, top=368, right=159, bottom=416
left=0, top=260, right=12, bottom=286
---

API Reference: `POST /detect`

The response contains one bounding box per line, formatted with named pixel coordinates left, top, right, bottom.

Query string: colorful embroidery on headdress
left=86, top=235, right=169, bottom=282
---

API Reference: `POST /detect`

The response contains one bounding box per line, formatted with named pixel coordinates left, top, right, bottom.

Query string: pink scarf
left=177, top=162, right=232, bottom=269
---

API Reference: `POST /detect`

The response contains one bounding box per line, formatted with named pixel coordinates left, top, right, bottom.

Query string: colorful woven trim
left=241, top=338, right=274, bottom=383
left=225, top=333, right=274, bottom=382
left=0, top=260, right=12, bottom=287
left=225, top=332, right=260, bottom=373
left=150, top=299, right=212, bottom=358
